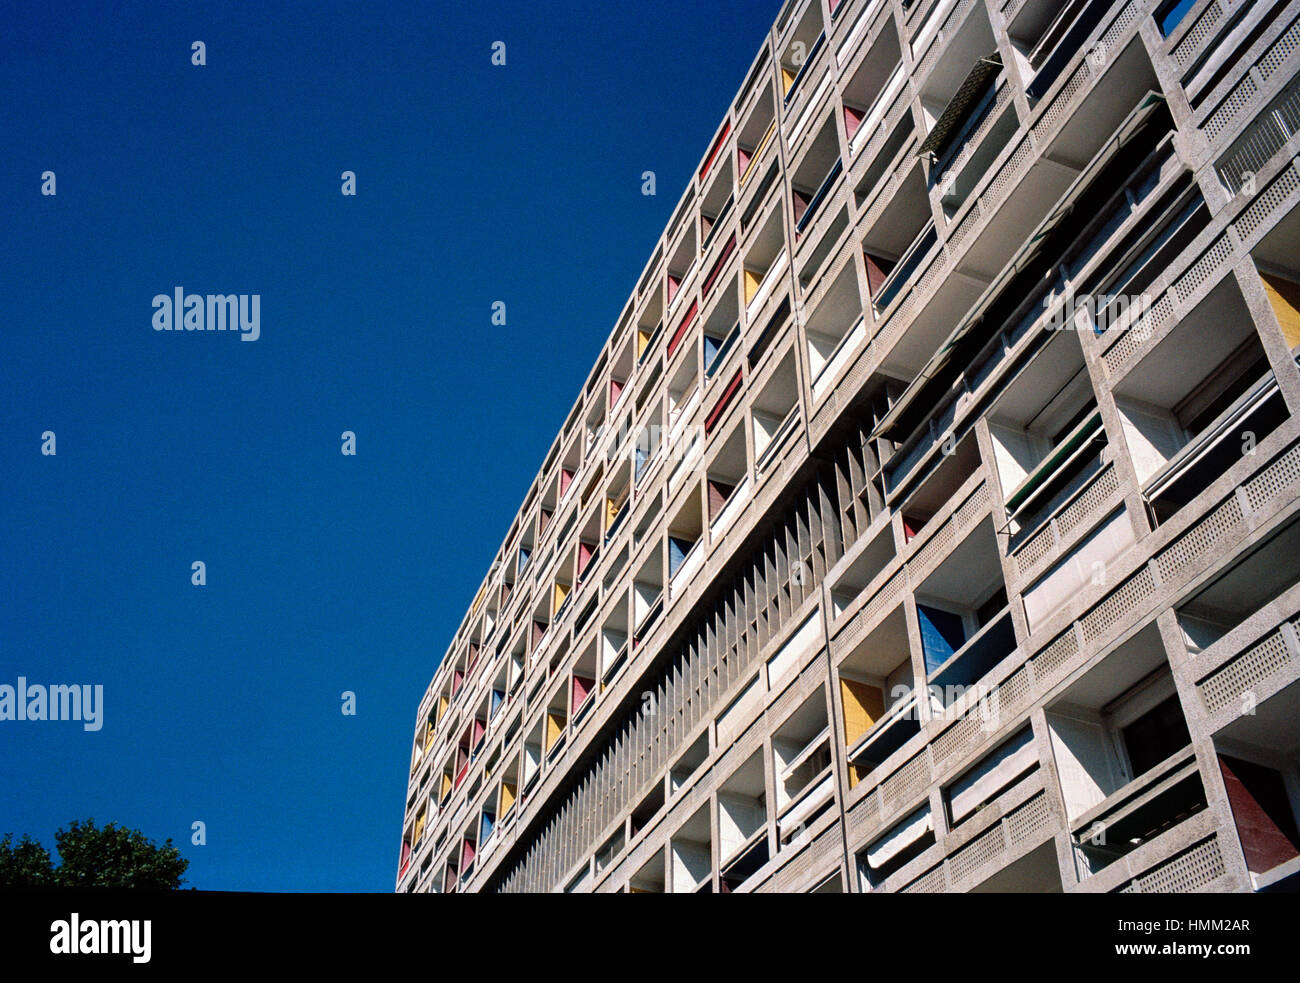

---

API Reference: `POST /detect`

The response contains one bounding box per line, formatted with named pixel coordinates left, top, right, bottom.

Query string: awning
left=873, top=90, right=1168, bottom=445
left=916, top=54, right=1003, bottom=160
left=867, top=806, right=933, bottom=869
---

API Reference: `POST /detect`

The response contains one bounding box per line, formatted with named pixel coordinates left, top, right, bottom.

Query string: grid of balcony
left=398, top=0, right=1300, bottom=895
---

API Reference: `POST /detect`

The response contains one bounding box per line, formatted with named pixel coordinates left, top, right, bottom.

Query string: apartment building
left=397, top=0, right=1300, bottom=894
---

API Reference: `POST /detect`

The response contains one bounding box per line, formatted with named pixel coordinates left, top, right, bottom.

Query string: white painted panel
left=1116, top=396, right=1185, bottom=484
left=867, top=806, right=932, bottom=869
left=1022, top=508, right=1135, bottom=631
left=768, top=610, right=824, bottom=687
left=1047, top=712, right=1122, bottom=823
left=947, top=728, right=1037, bottom=823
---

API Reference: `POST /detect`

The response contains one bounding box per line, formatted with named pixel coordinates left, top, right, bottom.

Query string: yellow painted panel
left=781, top=66, right=796, bottom=94
left=414, top=811, right=426, bottom=844
left=840, top=678, right=885, bottom=748
left=441, top=773, right=453, bottom=799
left=554, top=582, right=569, bottom=614
left=744, top=268, right=762, bottom=305
left=637, top=329, right=650, bottom=358
left=607, top=497, right=619, bottom=528
left=1262, top=272, right=1300, bottom=349
left=546, top=711, right=565, bottom=749
left=500, top=781, right=517, bottom=815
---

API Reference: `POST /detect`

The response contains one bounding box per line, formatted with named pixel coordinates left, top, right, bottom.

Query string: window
left=1121, top=695, right=1191, bottom=777
left=704, top=322, right=740, bottom=378
left=668, top=490, right=703, bottom=584
left=773, top=690, right=834, bottom=845
left=670, top=732, right=709, bottom=795
left=707, top=424, right=749, bottom=533
left=736, top=90, right=776, bottom=185
left=838, top=607, right=918, bottom=786
left=806, top=263, right=866, bottom=397
left=841, top=26, right=904, bottom=153
left=917, top=605, right=965, bottom=675
left=790, top=121, right=843, bottom=235
left=780, top=6, right=825, bottom=103
left=1024, top=0, right=1112, bottom=100
left=1154, top=0, right=1195, bottom=37
left=742, top=207, right=787, bottom=314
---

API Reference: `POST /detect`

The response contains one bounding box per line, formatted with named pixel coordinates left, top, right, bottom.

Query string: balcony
left=718, top=752, right=768, bottom=891
left=868, top=217, right=937, bottom=315
left=774, top=690, right=835, bottom=846
left=743, top=207, right=788, bottom=322
left=751, top=350, right=801, bottom=473
left=874, top=92, right=1176, bottom=494
left=1023, top=0, right=1114, bottom=101
left=1044, top=623, right=1204, bottom=879
left=838, top=607, right=920, bottom=787
left=1114, top=278, right=1287, bottom=513
left=806, top=262, right=868, bottom=400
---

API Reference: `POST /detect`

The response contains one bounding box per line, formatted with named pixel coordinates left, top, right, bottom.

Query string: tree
left=0, top=819, right=189, bottom=889
left=0, top=834, right=54, bottom=887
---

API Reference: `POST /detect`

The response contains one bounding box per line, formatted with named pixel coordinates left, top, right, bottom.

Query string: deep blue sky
left=0, top=0, right=782, bottom=891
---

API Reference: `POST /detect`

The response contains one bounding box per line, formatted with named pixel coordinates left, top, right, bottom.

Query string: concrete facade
left=398, top=0, right=1300, bottom=893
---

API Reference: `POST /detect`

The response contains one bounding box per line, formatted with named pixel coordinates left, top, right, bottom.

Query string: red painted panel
left=702, top=234, right=737, bottom=297
left=792, top=188, right=810, bottom=226
left=1220, top=755, right=1300, bottom=874
left=700, top=122, right=731, bottom=180
left=708, top=478, right=736, bottom=518
left=668, top=300, right=699, bottom=359
left=572, top=675, right=594, bottom=709
left=865, top=251, right=895, bottom=300
left=844, top=104, right=865, bottom=141
left=706, top=370, right=744, bottom=435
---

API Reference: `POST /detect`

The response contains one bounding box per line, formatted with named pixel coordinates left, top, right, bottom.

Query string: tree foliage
left=0, top=819, right=188, bottom=889
left=0, top=834, right=54, bottom=887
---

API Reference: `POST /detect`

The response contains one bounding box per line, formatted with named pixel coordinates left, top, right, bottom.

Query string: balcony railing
left=1025, top=0, right=1111, bottom=100
left=873, top=221, right=938, bottom=312
left=784, top=31, right=827, bottom=104
left=849, top=64, right=907, bottom=157
left=1070, top=746, right=1205, bottom=876
left=795, top=158, right=844, bottom=234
